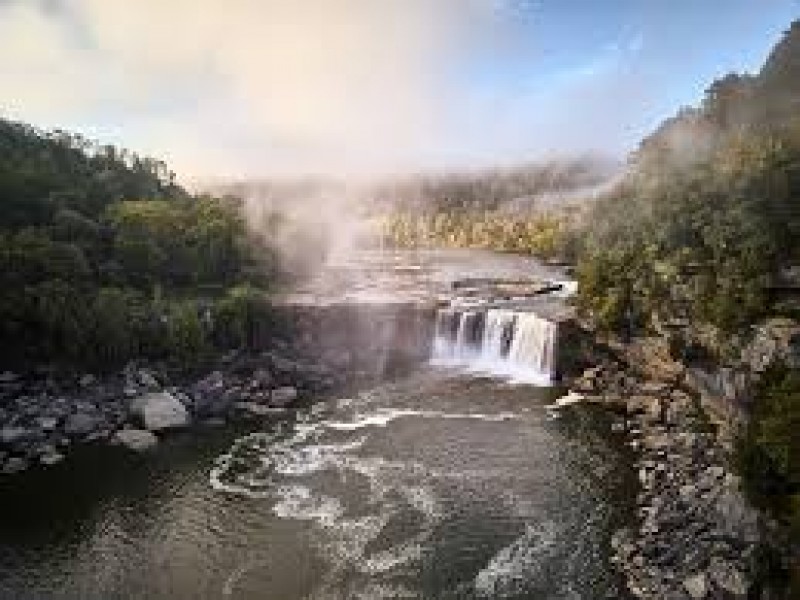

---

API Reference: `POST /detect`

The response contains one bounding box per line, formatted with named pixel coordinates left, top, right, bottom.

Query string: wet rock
left=0, top=426, right=32, bottom=446
left=233, top=402, right=284, bottom=418
left=35, top=416, right=59, bottom=431
left=682, top=573, right=708, bottom=599
left=130, top=391, right=190, bottom=431
left=136, top=369, right=161, bottom=390
left=250, top=368, right=272, bottom=389
left=0, top=371, right=18, bottom=383
left=39, top=450, right=64, bottom=466
left=63, top=412, right=103, bottom=438
left=270, top=386, right=298, bottom=407
left=114, top=428, right=158, bottom=452
left=78, top=374, right=96, bottom=387
left=2, top=456, right=29, bottom=475
left=707, top=558, right=748, bottom=598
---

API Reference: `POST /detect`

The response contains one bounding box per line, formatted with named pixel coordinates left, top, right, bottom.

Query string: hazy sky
left=0, top=0, right=797, bottom=179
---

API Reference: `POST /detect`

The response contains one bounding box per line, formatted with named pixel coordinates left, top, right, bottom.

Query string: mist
left=0, top=0, right=656, bottom=180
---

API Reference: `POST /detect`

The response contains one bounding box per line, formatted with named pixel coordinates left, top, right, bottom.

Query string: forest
left=575, top=21, right=800, bottom=544
left=0, top=120, right=275, bottom=370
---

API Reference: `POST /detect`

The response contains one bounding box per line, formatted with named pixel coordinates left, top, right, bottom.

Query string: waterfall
left=506, top=313, right=557, bottom=377
left=431, top=307, right=558, bottom=384
left=433, top=309, right=484, bottom=360
left=481, top=309, right=517, bottom=361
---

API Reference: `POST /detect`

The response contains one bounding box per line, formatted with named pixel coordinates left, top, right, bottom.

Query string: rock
left=708, top=558, right=748, bottom=598
left=200, top=417, right=226, bottom=427
left=683, top=573, right=708, bottom=599
left=40, top=451, right=64, bottom=466
left=0, top=371, right=18, bottom=383
left=270, top=386, right=298, bottom=407
left=35, top=416, right=59, bottom=431
left=64, top=412, right=102, bottom=437
left=78, top=374, right=96, bottom=387
left=114, top=429, right=158, bottom=452
left=2, top=456, right=29, bottom=475
left=741, top=317, right=800, bottom=372
left=137, top=369, right=161, bottom=390
left=130, top=391, right=190, bottom=431
left=0, top=426, right=31, bottom=446
left=269, top=354, right=299, bottom=375
left=233, top=402, right=285, bottom=417
left=250, top=368, right=273, bottom=388
left=638, top=381, right=671, bottom=396
left=714, top=488, right=760, bottom=543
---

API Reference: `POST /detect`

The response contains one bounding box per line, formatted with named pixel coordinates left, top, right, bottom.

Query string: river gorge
left=0, top=250, right=742, bottom=599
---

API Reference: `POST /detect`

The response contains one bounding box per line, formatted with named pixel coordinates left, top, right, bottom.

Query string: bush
left=735, top=363, right=800, bottom=536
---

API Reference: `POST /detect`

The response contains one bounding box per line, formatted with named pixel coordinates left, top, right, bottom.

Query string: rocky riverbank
left=566, top=362, right=766, bottom=599
left=0, top=348, right=349, bottom=476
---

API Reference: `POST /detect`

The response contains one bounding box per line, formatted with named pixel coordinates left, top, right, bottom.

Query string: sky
left=0, top=0, right=798, bottom=180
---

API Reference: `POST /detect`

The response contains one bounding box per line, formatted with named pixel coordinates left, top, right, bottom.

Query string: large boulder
left=130, top=391, right=190, bottom=431
left=683, top=573, right=708, bottom=599
left=114, top=428, right=158, bottom=452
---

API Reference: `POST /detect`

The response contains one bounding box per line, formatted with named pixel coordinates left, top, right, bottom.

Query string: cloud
left=1, top=0, right=506, bottom=178
left=0, top=1, right=651, bottom=179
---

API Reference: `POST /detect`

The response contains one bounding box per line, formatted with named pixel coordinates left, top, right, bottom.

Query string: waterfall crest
left=431, top=306, right=558, bottom=384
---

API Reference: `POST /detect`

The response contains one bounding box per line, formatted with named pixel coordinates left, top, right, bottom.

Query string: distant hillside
left=367, top=155, right=622, bottom=215
left=635, top=20, right=800, bottom=171
left=577, top=21, right=800, bottom=560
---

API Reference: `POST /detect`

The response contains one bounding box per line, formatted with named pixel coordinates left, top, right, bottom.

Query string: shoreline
left=563, top=355, right=769, bottom=599
left=0, top=349, right=365, bottom=476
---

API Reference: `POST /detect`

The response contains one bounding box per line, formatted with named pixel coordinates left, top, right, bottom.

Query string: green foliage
left=0, top=118, right=276, bottom=370
left=380, top=211, right=575, bottom=260
left=735, top=364, right=800, bottom=537
left=211, top=285, right=273, bottom=350
left=576, top=19, right=800, bottom=335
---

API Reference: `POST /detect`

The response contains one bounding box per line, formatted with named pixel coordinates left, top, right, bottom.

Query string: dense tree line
left=370, top=156, right=617, bottom=214
left=0, top=118, right=275, bottom=370
left=380, top=211, right=577, bottom=260
left=576, top=21, right=800, bottom=551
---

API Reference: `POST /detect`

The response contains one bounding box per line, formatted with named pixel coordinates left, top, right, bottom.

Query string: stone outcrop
left=568, top=363, right=762, bottom=600
left=129, top=391, right=190, bottom=431
left=114, top=429, right=158, bottom=452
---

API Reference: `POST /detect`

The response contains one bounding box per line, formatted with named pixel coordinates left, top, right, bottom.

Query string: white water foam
left=474, top=521, right=559, bottom=598
left=324, top=407, right=518, bottom=432
left=272, top=485, right=344, bottom=526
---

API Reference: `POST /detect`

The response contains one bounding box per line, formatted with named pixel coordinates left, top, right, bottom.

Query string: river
left=0, top=251, right=637, bottom=599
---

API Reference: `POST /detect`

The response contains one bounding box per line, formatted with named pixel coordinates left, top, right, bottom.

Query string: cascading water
left=431, top=306, right=559, bottom=384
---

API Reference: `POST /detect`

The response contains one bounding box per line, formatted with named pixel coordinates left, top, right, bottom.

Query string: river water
left=0, top=369, right=635, bottom=599
left=0, top=251, right=636, bottom=599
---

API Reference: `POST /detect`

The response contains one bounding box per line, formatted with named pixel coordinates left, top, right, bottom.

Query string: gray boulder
left=114, top=429, right=158, bottom=452
left=39, top=450, right=64, bottom=466
left=130, top=391, right=190, bottom=431
left=0, top=426, right=31, bottom=446
left=708, top=558, right=748, bottom=598
left=2, top=456, right=29, bottom=475
left=683, top=573, right=708, bottom=599
left=0, top=371, right=18, bottom=383
left=64, top=412, right=102, bottom=437
left=137, top=369, right=161, bottom=390
left=270, top=386, right=298, bottom=407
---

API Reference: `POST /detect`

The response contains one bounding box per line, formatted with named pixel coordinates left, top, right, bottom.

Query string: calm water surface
left=0, top=368, right=635, bottom=599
